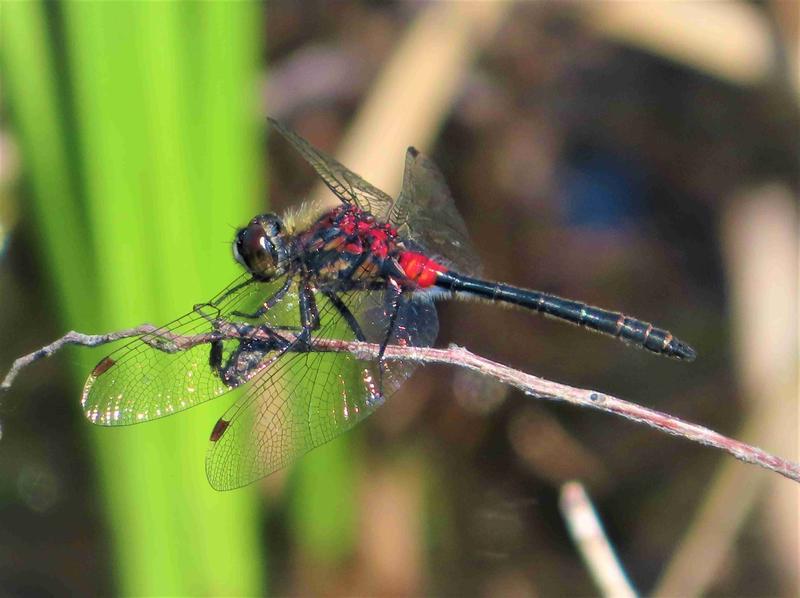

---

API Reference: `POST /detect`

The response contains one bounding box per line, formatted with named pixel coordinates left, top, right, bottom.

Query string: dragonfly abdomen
left=435, top=271, right=696, bottom=361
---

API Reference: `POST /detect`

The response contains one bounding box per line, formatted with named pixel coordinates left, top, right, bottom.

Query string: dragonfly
left=82, top=117, right=696, bottom=490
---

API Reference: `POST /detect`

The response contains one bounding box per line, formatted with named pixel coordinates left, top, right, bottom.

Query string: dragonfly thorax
left=233, top=213, right=292, bottom=281
left=294, top=205, right=403, bottom=287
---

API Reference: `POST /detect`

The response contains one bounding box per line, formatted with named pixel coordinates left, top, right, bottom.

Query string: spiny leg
left=210, top=323, right=292, bottom=387
left=323, top=288, right=386, bottom=406
left=211, top=276, right=257, bottom=307
left=232, top=276, right=292, bottom=320
left=295, top=279, right=321, bottom=349
left=200, top=276, right=294, bottom=381
left=377, top=279, right=403, bottom=387
left=322, top=290, right=367, bottom=342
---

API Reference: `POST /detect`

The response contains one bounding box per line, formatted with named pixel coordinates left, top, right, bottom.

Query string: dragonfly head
left=234, top=213, right=290, bottom=280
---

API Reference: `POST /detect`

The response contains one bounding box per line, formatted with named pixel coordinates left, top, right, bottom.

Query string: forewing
left=205, top=289, right=438, bottom=490
left=81, top=274, right=299, bottom=426
left=391, top=148, right=481, bottom=276
left=268, top=117, right=395, bottom=220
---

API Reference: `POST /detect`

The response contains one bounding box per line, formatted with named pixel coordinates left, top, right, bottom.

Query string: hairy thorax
left=294, top=205, right=403, bottom=287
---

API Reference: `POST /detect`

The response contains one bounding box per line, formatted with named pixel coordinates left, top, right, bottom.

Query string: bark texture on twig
left=3, top=327, right=799, bottom=484
left=349, top=340, right=799, bottom=484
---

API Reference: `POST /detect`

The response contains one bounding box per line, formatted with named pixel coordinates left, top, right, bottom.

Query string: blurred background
left=0, top=2, right=797, bottom=596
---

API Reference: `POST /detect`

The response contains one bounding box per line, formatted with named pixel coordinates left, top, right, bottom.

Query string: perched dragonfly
left=82, top=118, right=695, bottom=490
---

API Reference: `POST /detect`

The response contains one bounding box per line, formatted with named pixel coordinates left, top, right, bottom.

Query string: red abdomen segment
left=398, top=252, right=446, bottom=288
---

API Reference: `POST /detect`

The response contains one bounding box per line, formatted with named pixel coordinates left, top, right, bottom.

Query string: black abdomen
left=435, top=271, right=696, bottom=361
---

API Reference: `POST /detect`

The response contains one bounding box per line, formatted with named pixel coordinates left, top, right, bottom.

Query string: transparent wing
left=81, top=274, right=300, bottom=426
left=205, top=289, right=438, bottom=490
left=268, top=117, right=396, bottom=220
left=269, top=118, right=480, bottom=274
left=391, top=147, right=481, bottom=276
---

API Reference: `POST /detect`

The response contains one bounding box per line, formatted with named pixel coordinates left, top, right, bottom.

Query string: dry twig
left=2, top=326, right=799, bottom=485
left=559, top=481, right=638, bottom=598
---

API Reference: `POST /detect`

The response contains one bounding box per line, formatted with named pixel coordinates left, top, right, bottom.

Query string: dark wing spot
left=91, top=357, right=116, bottom=378
left=209, top=418, right=231, bottom=442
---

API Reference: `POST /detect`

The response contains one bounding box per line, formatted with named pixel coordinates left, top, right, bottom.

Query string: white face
left=232, top=239, right=246, bottom=268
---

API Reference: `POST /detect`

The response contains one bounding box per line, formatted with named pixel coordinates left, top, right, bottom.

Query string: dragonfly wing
left=81, top=274, right=300, bottom=426
left=391, top=147, right=481, bottom=276
left=356, top=287, right=439, bottom=395
left=205, top=289, right=438, bottom=490
left=268, top=117, right=396, bottom=220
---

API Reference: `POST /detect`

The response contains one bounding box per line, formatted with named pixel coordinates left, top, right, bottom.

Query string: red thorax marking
left=333, top=207, right=396, bottom=259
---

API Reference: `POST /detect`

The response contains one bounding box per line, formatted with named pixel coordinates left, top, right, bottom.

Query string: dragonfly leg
left=209, top=338, right=224, bottom=372
left=322, top=290, right=366, bottom=341
left=192, top=302, right=222, bottom=324
left=209, top=322, right=292, bottom=387
left=323, top=289, right=385, bottom=407
left=376, top=279, right=403, bottom=386
left=210, top=276, right=256, bottom=307
left=232, top=276, right=292, bottom=319
left=295, top=280, right=321, bottom=349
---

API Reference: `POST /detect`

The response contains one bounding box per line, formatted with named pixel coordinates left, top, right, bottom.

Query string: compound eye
left=235, top=225, right=278, bottom=278
left=251, top=231, right=278, bottom=276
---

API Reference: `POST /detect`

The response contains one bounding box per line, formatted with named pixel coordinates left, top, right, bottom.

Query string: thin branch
left=2, top=326, right=799, bottom=485
left=1, top=325, right=160, bottom=391
left=360, top=340, right=800, bottom=484
left=559, top=481, right=638, bottom=598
